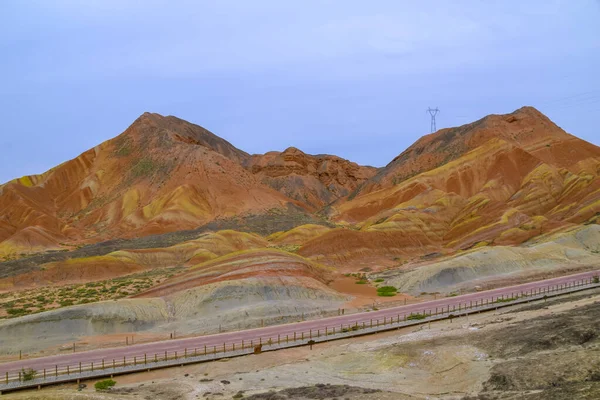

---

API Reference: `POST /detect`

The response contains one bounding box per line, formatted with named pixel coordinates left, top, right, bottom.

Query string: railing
left=1, top=275, right=598, bottom=393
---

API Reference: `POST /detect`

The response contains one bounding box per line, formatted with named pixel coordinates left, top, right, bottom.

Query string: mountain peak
left=122, top=112, right=249, bottom=163
left=355, top=106, right=596, bottom=196
left=282, top=146, right=305, bottom=155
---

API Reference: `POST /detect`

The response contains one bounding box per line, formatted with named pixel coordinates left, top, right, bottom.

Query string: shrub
left=494, top=297, right=516, bottom=304
left=374, top=278, right=385, bottom=283
left=6, top=308, right=27, bottom=317
left=407, top=313, right=427, bottom=321
left=355, top=279, right=368, bottom=285
left=376, top=286, right=398, bottom=297
left=21, top=368, right=37, bottom=381
left=94, top=379, right=116, bottom=391
left=593, top=276, right=599, bottom=284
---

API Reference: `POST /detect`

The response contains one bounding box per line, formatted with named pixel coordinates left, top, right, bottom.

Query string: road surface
left=0, top=270, right=598, bottom=376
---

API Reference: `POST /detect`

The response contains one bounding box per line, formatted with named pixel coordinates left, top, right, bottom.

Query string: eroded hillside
left=1, top=106, right=600, bottom=346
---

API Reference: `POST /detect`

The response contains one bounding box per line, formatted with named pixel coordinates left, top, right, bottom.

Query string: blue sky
left=1, top=0, right=599, bottom=183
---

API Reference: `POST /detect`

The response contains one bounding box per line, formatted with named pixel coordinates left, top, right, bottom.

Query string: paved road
left=1, top=270, right=598, bottom=376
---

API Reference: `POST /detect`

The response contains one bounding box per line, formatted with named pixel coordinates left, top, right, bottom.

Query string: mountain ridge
left=1, top=106, right=599, bottom=264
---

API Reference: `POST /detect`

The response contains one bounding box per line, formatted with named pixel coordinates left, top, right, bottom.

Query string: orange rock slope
left=246, top=147, right=376, bottom=211
left=1, top=106, right=600, bottom=273
left=0, top=114, right=371, bottom=258
left=302, top=107, right=600, bottom=266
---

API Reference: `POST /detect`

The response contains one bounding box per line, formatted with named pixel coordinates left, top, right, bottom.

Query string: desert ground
left=4, top=287, right=598, bottom=400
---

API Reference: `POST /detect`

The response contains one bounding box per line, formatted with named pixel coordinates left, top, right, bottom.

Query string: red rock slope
left=0, top=113, right=298, bottom=256
left=300, top=107, right=600, bottom=265
left=245, top=147, right=376, bottom=211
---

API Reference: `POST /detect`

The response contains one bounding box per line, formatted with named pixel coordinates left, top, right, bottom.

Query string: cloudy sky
left=1, top=0, right=599, bottom=183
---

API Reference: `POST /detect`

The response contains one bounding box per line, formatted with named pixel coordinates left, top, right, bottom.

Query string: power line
left=535, top=89, right=600, bottom=107
left=427, top=107, right=440, bottom=133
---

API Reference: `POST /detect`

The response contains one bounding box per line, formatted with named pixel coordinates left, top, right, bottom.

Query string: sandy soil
left=5, top=287, right=599, bottom=400
left=328, top=275, right=412, bottom=309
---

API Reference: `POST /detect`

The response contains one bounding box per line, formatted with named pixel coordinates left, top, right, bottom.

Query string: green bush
left=94, top=379, right=116, bottom=391
left=593, top=276, right=599, bottom=284
left=374, top=278, right=385, bottom=283
left=6, top=308, right=27, bottom=316
left=21, top=368, right=37, bottom=381
left=407, top=313, right=427, bottom=321
left=376, top=286, right=398, bottom=297
left=494, top=297, right=516, bottom=304
left=355, top=279, right=368, bottom=285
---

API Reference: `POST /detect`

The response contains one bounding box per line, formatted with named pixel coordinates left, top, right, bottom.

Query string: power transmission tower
left=427, top=107, right=440, bottom=133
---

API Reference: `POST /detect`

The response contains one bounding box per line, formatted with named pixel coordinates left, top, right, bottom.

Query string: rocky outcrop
left=246, top=147, right=377, bottom=210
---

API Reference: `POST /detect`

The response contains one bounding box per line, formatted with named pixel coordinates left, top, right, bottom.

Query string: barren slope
left=0, top=113, right=304, bottom=257
left=305, top=107, right=600, bottom=266
left=246, top=147, right=377, bottom=211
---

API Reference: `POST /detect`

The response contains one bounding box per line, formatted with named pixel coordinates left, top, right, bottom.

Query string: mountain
left=300, top=107, right=600, bottom=266
left=2, top=106, right=600, bottom=351
left=0, top=113, right=374, bottom=258
left=2, top=106, right=600, bottom=267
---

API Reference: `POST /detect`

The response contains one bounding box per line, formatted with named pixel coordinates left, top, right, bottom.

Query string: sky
left=1, top=0, right=599, bottom=184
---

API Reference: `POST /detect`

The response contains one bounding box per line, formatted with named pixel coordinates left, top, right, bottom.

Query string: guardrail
left=1, top=275, right=599, bottom=394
